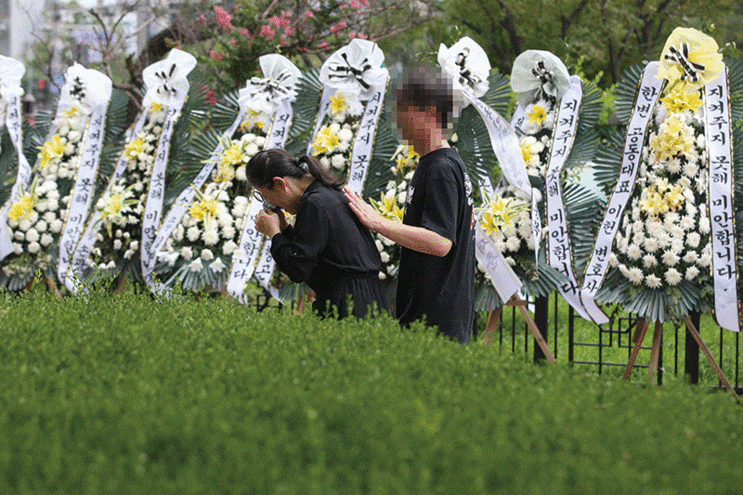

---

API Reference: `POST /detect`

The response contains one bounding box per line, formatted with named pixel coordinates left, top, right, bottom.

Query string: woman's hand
left=255, top=209, right=282, bottom=238
left=343, top=187, right=384, bottom=232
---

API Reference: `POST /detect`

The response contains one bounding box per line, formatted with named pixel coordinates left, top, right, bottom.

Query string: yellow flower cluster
left=37, top=135, right=65, bottom=169
left=311, top=126, right=341, bottom=156
left=8, top=191, right=37, bottom=223
left=479, top=196, right=526, bottom=236
left=660, top=86, right=703, bottom=114
left=527, top=105, right=547, bottom=125
left=638, top=179, right=686, bottom=216
left=124, top=137, right=147, bottom=163
left=371, top=193, right=404, bottom=224
left=649, top=116, right=695, bottom=163
left=392, top=145, right=419, bottom=175
left=215, top=141, right=246, bottom=183
left=188, top=189, right=218, bottom=226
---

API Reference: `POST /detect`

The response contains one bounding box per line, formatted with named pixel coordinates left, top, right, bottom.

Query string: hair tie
left=296, top=157, right=309, bottom=171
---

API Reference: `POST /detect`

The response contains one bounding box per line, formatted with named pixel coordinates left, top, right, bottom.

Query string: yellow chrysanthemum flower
left=38, top=134, right=65, bottom=169
left=660, top=85, right=703, bottom=114
left=527, top=105, right=547, bottom=124
left=124, top=137, right=147, bottom=163
left=151, top=102, right=164, bottom=113
left=657, top=27, right=724, bottom=93
left=189, top=195, right=219, bottom=225
left=520, top=141, right=534, bottom=164
left=221, top=142, right=245, bottom=167
left=330, top=94, right=346, bottom=115
left=639, top=181, right=686, bottom=216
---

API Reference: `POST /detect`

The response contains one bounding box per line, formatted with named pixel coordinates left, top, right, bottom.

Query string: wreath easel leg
left=481, top=308, right=502, bottom=344
left=683, top=316, right=740, bottom=404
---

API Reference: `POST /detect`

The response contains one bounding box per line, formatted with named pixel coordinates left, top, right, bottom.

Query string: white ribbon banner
left=143, top=111, right=246, bottom=293
left=140, top=99, right=186, bottom=276
left=227, top=98, right=294, bottom=302
left=0, top=95, right=32, bottom=260
left=58, top=104, right=109, bottom=288
left=346, top=73, right=388, bottom=194
left=66, top=111, right=150, bottom=294
left=580, top=61, right=662, bottom=308
left=475, top=224, right=522, bottom=302
left=706, top=66, right=740, bottom=332
left=462, top=90, right=542, bottom=265
left=545, top=76, right=609, bottom=324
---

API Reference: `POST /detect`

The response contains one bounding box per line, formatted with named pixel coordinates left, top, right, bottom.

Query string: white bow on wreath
left=59, top=63, right=113, bottom=114
left=437, top=36, right=491, bottom=99
left=0, top=55, right=25, bottom=101
left=511, top=50, right=570, bottom=108
left=238, top=54, right=301, bottom=116
left=320, top=39, right=387, bottom=101
left=142, top=48, right=197, bottom=109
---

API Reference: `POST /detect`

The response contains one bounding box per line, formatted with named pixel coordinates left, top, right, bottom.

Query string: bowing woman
left=248, top=149, right=388, bottom=319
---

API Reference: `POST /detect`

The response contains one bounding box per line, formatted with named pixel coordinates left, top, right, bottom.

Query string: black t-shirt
left=396, top=147, right=476, bottom=343
left=270, top=180, right=387, bottom=318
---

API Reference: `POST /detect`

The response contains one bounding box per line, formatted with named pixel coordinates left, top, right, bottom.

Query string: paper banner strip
left=580, top=62, right=663, bottom=307
left=706, top=66, right=740, bottom=332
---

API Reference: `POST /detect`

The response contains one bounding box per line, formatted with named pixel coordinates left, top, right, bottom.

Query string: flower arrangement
left=370, top=145, right=418, bottom=281
left=85, top=103, right=165, bottom=275
left=309, top=91, right=361, bottom=178
left=156, top=132, right=265, bottom=291
left=1, top=64, right=100, bottom=288
left=608, top=77, right=711, bottom=306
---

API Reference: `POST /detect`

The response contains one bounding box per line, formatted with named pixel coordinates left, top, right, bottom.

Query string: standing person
left=345, top=67, right=476, bottom=343
left=249, top=149, right=387, bottom=319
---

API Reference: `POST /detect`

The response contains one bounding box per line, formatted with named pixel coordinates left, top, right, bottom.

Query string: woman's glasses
left=251, top=190, right=264, bottom=202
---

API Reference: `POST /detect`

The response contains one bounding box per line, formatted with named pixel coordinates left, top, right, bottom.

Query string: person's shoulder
left=421, top=148, right=464, bottom=177
left=302, top=181, right=345, bottom=207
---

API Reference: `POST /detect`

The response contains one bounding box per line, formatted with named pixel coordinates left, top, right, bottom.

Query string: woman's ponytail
left=297, top=155, right=346, bottom=190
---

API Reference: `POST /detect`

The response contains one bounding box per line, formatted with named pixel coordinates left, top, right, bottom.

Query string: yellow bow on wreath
left=657, top=27, right=723, bottom=92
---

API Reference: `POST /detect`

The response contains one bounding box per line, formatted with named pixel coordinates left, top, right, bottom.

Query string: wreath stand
left=622, top=317, right=740, bottom=403
left=481, top=295, right=556, bottom=365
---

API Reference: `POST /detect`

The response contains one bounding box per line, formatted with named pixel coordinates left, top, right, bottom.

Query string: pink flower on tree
left=330, top=21, right=347, bottom=34
left=350, top=0, right=361, bottom=8
left=259, top=25, right=276, bottom=40
left=302, top=10, right=315, bottom=19
left=198, top=14, right=207, bottom=24
left=214, top=6, right=234, bottom=31
left=209, top=49, right=224, bottom=61
left=318, top=41, right=330, bottom=50
left=229, top=39, right=238, bottom=46
left=239, top=27, right=250, bottom=37
left=360, top=0, right=369, bottom=5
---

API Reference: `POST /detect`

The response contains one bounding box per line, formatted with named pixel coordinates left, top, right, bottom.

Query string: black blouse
left=270, top=181, right=387, bottom=318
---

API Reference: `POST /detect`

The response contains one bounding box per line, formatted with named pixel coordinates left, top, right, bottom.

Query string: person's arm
left=344, top=188, right=452, bottom=257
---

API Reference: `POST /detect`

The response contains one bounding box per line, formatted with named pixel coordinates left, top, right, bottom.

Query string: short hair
left=396, top=65, right=454, bottom=129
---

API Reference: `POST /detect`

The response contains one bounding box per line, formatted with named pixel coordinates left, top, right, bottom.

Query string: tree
left=441, top=0, right=740, bottom=85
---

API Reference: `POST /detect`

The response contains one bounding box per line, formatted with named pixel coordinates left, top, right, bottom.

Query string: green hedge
left=1, top=285, right=742, bottom=494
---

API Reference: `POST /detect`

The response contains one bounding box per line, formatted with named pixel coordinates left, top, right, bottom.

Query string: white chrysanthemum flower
left=130, top=240, right=139, bottom=251
left=683, top=251, right=698, bottom=264
left=643, top=238, right=659, bottom=253
left=203, top=229, right=219, bottom=246
left=40, top=233, right=53, bottom=247
left=380, top=251, right=390, bottom=263
left=331, top=154, right=346, bottom=170
left=18, top=219, right=31, bottom=232
left=13, top=231, right=23, bottom=241
left=181, top=246, right=193, bottom=260
left=12, top=243, right=22, bottom=255
left=627, top=244, right=642, bottom=260
left=686, top=232, right=701, bottom=248
left=375, top=240, right=384, bottom=252
left=338, top=127, right=354, bottom=143
left=697, top=252, right=711, bottom=267
left=201, top=248, right=214, bottom=261
left=43, top=212, right=56, bottom=224
left=27, top=241, right=40, bottom=254
left=221, top=225, right=236, bottom=240
left=122, top=249, right=133, bottom=259
left=382, top=236, right=395, bottom=247
left=628, top=267, right=644, bottom=285
left=670, top=238, right=684, bottom=254
left=113, top=239, right=122, bottom=250
left=505, top=236, right=520, bottom=252
left=222, top=240, right=237, bottom=256
left=320, top=156, right=330, bottom=169
left=187, top=226, right=201, bottom=242
left=699, top=216, right=710, bottom=234
left=645, top=273, right=662, bottom=289
left=642, top=254, right=657, bottom=269
left=665, top=268, right=682, bottom=286
left=609, top=253, right=619, bottom=267
left=235, top=166, right=247, bottom=182
left=378, top=272, right=387, bottom=280
left=662, top=250, right=679, bottom=266
left=686, top=266, right=700, bottom=280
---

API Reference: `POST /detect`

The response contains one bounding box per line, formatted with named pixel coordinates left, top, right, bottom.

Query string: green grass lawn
left=1, top=286, right=742, bottom=494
